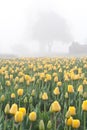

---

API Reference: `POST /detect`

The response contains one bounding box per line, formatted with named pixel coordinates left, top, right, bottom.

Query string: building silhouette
left=69, top=42, right=87, bottom=55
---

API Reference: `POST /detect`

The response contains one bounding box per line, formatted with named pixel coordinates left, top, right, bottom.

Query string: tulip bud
left=31, top=89, right=35, bottom=96
left=11, top=93, right=16, bottom=99
left=4, top=104, right=10, bottom=114
left=24, top=97, right=28, bottom=103
left=1, top=95, right=5, bottom=101
left=14, top=84, right=18, bottom=90
left=29, top=96, right=33, bottom=104
left=65, top=110, right=71, bottom=118
left=83, top=92, right=87, bottom=98
left=39, top=92, right=42, bottom=99
left=47, top=120, right=52, bottom=129
left=65, top=92, right=68, bottom=99
left=39, top=120, right=45, bottom=130
left=0, top=85, right=3, bottom=91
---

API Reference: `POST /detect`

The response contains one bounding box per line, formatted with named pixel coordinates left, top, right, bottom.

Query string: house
left=69, top=42, right=87, bottom=55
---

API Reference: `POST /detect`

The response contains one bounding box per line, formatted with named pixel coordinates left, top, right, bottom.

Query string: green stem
left=68, top=94, right=70, bottom=106
left=20, top=123, right=22, bottom=130
left=69, top=126, right=71, bottom=130
left=15, top=124, right=19, bottom=130
left=84, top=111, right=86, bottom=130
left=78, top=96, right=81, bottom=116
left=0, top=104, right=2, bottom=114
left=29, top=122, right=32, bottom=130
left=64, top=126, right=66, bottom=130
left=56, top=95, right=58, bottom=100
left=44, top=101, right=46, bottom=113
left=67, top=126, right=68, bottom=130
left=17, top=125, right=19, bottom=130
left=12, top=120, right=14, bottom=130
left=54, top=113, right=56, bottom=130
left=30, top=104, right=33, bottom=111
left=4, top=120, right=7, bottom=130
left=64, top=126, right=67, bottom=130
left=39, top=100, right=41, bottom=111
left=19, top=97, right=20, bottom=107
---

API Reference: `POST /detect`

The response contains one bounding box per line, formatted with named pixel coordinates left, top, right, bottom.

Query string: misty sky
left=0, top=0, right=87, bottom=55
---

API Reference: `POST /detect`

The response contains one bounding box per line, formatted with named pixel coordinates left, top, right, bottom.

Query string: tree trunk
left=48, top=42, right=53, bottom=52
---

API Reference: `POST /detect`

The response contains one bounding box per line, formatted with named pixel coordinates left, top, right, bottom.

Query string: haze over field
left=0, top=0, right=87, bottom=56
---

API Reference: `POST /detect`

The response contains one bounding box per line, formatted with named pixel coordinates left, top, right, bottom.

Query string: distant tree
left=11, top=43, right=30, bottom=56
left=32, top=12, right=73, bottom=53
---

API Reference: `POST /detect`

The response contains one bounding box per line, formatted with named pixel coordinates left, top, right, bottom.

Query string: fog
left=0, top=0, right=87, bottom=56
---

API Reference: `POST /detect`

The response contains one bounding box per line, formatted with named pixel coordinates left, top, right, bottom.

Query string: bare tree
left=32, top=12, right=73, bottom=53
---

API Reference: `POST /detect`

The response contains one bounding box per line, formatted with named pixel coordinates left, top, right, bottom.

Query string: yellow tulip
left=68, top=85, right=74, bottom=93
left=57, top=81, right=62, bottom=87
left=42, top=92, right=48, bottom=100
left=19, top=77, right=24, bottom=83
left=10, top=103, right=18, bottom=115
left=17, top=89, right=23, bottom=96
left=15, top=77, right=19, bottom=82
left=11, top=93, right=16, bottom=98
left=40, top=73, right=45, bottom=79
left=6, top=80, right=11, bottom=86
left=66, top=116, right=73, bottom=126
left=82, top=100, right=87, bottom=111
left=46, top=74, right=52, bottom=81
left=15, top=111, right=23, bottom=123
left=68, top=106, right=76, bottom=116
left=78, top=85, right=83, bottom=93
left=50, top=100, right=61, bottom=112
left=29, top=112, right=37, bottom=121
left=72, top=119, right=80, bottom=128
left=19, top=107, right=26, bottom=116
left=53, top=72, right=57, bottom=77
left=10, top=74, right=13, bottom=80
left=54, top=76, right=58, bottom=82
left=53, top=87, right=60, bottom=95
left=25, top=74, right=30, bottom=81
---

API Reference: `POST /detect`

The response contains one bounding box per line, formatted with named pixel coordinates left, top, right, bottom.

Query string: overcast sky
left=0, top=0, right=87, bottom=55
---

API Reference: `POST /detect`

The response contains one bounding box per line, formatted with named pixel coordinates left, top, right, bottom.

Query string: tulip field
left=0, top=57, right=87, bottom=130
